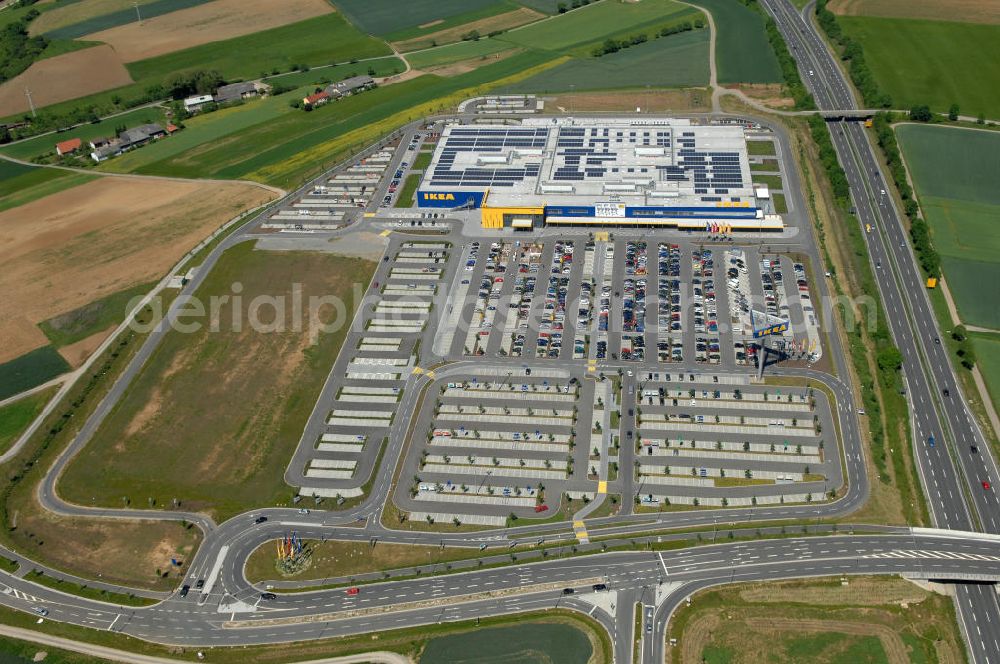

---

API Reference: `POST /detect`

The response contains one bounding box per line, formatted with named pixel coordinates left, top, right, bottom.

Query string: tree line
left=590, top=18, right=705, bottom=58
left=815, top=0, right=891, bottom=108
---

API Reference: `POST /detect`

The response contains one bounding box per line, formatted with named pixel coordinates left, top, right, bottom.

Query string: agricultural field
left=392, top=5, right=543, bottom=52
left=0, top=388, right=55, bottom=454
left=837, top=16, right=1000, bottom=118
left=498, top=0, right=692, bottom=51
left=0, top=161, right=95, bottom=212
left=971, top=332, right=1000, bottom=417
left=0, top=44, right=133, bottom=117
left=31, top=0, right=210, bottom=39
left=125, top=13, right=391, bottom=83
left=331, top=0, right=506, bottom=36
left=0, top=347, right=69, bottom=403
left=667, top=576, right=965, bottom=664
left=58, top=242, right=376, bottom=520
left=828, top=0, right=1000, bottom=24
left=82, top=0, right=335, bottom=63
left=420, top=621, right=598, bottom=664
left=406, top=38, right=515, bottom=70
left=896, top=124, right=1000, bottom=329
left=120, top=50, right=557, bottom=187
left=0, top=176, right=274, bottom=365
left=509, top=28, right=709, bottom=92
left=263, top=57, right=407, bottom=89
left=686, top=0, right=782, bottom=84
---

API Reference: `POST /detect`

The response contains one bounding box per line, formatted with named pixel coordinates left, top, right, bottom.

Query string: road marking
left=107, top=614, right=121, bottom=631
left=658, top=552, right=668, bottom=576
left=379, top=229, right=391, bottom=236
left=412, top=367, right=424, bottom=375
left=201, top=544, right=229, bottom=599
left=597, top=481, right=607, bottom=495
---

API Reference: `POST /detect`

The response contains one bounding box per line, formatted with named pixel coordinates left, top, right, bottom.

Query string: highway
left=759, top=0, right=1000, bottom=660
left=0, top=25, right=996, bottom=659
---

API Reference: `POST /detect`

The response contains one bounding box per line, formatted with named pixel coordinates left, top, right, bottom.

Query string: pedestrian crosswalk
left=864, top=549, right=1000, bottom=562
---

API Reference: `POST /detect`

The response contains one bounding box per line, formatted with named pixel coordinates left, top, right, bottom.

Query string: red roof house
left=55, top=137, right=81, bottom=156
left=303, top=91, right=330, bottom=107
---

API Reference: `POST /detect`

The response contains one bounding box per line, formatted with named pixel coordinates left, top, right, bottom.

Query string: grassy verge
left=0, top=388, right=57, bottom=455
left=245, top=539, right=495, bottom=584
left=0, top=290, right=205, bottom=592
left=25, top=570, right=156, bottom=607
left=803, top=113, right=926, bottom=525
left=38, top=282, right=156, bottom=348
left=666, top=576, right=965, bottom=664
left=394, top=173, right=420, bottom=208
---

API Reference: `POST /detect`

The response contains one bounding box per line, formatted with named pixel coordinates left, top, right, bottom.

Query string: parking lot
left=433, top=236, right=824, bottom=371
left=396, top=370, right=596, bottom=527
left=628, top=377, right=839, bottom=508
left=286, top=239, right=451, bottom=500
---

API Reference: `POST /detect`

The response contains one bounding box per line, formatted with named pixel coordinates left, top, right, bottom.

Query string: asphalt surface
left=760, top=0, right=1000, bottom=661
left=0, top=33, right=995, bottom=662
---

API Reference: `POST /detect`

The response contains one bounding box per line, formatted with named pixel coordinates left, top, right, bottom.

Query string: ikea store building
left=416, top=117, right=782, bottom=231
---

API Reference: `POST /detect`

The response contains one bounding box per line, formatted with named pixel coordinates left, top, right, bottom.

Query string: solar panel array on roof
left=430, top=127, right=547, bottom=187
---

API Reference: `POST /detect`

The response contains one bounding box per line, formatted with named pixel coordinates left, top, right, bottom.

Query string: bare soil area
left=0, top=45, right=132, bottom=116
left=83, top=0, right=335, bottom=62
left=57, top=325, right=116, bottom=368
left=10, top=508, right=201, bottom=591
left=29, top=0, right=161, bottom=35
left=0, top=176, right=275, bottom=363
left=828, top=0, right=1000, bottom=23
left=424, top=48, right=524, bottom=77
left=393, top=7, right=544, bottom=52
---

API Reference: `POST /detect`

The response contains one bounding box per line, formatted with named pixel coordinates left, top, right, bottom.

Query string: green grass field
left=514, top=0, right=562, bottom=13
left=0, top=167, right=95, bottom=213
left=394, top=173, right=421, bottom=207
left=97, top=91, right=311, bottom=174
left=263, top=57, right=406, bottom=89
left=58, top=242, right=375, bottom=520
left=119, top=50, right=556, bottom=187
left=331, top=0, right=505, bottom=36
left=896, top=124, right=1000, bottom=328
left=686, top=0, right=782, bottom=84
left=509, top=28, right=709, bottom=92
left=126, top=13, right=391, bottom=83
left=773, top=192, right=787, bottom=214
left=498, top=0, right=689, bottom=51
left=0, top=388, right=55, bottom=455
left=385, top=1, right=522, bottom=43
left=747, top=140, right=776, bottom=156
left=971, top=333, right=1000, bottom=417
left=420, top=622, right=593, bottom=664
left=839, top=16, right=1000, bottom=118
left=406, top=38, right=514, bottom=69
left=0, top=347, right=70, bottom=402
left=39, top=282, right=155, bottom=348
left=412, top=150, right=433, bottom=170
left=752, top=174, right=783, bottom=190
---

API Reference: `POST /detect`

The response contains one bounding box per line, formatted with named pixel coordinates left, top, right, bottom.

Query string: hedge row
left=871, top=112, right=940, bottom=277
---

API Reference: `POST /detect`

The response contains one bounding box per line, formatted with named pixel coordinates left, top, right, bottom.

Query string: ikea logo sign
left=417, top=189, right=484, bottom=209
left=423, top=193, right=455, bottom=201
left=752, top=322, right=789, bottom=338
